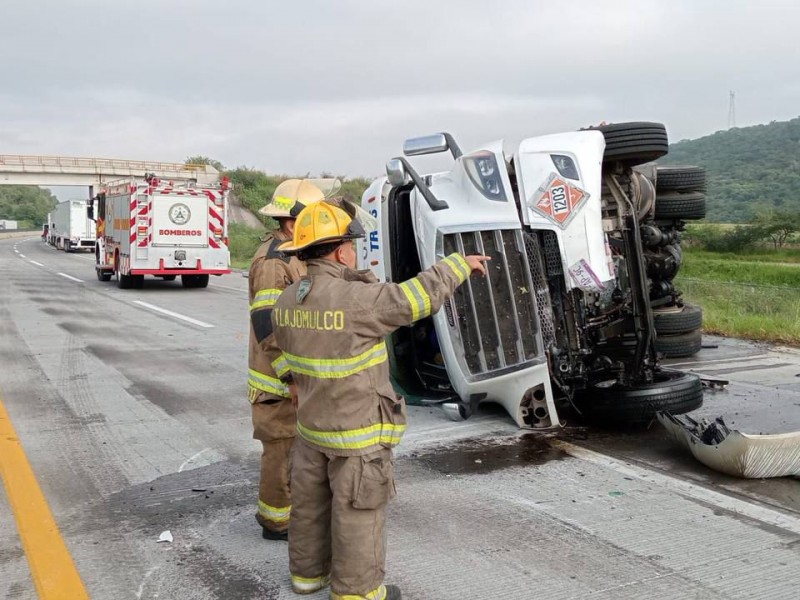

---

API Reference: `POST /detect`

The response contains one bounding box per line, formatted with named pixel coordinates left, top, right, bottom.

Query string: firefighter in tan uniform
left=269, top=201, right=489, bottom=599
left=248, top=179, right=325, bottom=540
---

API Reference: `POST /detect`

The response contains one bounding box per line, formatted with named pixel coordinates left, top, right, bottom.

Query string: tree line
left=0, top=186, right=57, bottom=228
left=685, top=209, right=800, bottom=252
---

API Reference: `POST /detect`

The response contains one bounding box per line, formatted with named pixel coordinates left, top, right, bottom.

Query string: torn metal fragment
left=657, top=412, right=800, bottom=479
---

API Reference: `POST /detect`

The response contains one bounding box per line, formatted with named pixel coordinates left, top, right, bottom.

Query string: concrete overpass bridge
left=0, top=154, right=219, bottom=188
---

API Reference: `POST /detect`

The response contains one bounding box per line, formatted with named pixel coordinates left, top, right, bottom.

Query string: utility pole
left=728, top=90, right=736, bottom=129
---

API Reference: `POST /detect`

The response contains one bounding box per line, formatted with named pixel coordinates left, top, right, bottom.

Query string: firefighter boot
left=384, top=585, right=402, bottom=600
left=255, top=514, right=288, bottom=541
left=291, top=574, right=331, bottom=594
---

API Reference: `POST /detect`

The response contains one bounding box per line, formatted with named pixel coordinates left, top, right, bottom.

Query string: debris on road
left=658, top=412, right=800, bottom=478
left=157, top=530, right=174, bottom=543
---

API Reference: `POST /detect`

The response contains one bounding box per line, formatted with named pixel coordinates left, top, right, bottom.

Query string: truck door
left=514, top=131, right=612, bottom=289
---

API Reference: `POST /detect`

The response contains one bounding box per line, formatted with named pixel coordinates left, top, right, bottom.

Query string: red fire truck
left=91, top=174, right=231, bottom=288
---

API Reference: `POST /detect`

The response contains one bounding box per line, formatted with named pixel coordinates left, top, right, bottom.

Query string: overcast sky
left=2, top=0, right=799, bottom=200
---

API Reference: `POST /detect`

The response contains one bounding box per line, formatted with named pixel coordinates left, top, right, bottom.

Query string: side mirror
left=386, top=158, right=410, bottom=187
left=403, top=132, right=462, bottom=159
left=87, top=206, right=95, bottom=221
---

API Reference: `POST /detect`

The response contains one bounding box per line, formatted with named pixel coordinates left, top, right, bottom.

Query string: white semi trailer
left=49, top=199, right=94, bottom=252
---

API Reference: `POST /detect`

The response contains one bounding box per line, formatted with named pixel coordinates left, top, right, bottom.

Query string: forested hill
left=663, top=117, right=800, bottom=222
left=0, top=186, right=57, bottom=228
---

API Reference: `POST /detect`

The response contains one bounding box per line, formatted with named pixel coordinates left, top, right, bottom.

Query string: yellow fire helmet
left=279, top=201, right=365, bottom=255
left=258, top=179, right=325, bottom=219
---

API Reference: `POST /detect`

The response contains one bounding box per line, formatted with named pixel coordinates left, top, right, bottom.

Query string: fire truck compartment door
left=151, top=195, right=209, bottom=247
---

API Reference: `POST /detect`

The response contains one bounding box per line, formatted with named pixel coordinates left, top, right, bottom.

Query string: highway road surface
left=1, top=235, right=798, bottom=600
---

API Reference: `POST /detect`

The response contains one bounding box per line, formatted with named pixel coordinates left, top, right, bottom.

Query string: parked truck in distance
left=48, top=199, right=95, bottom=252
left=90, top=174, right=231, bottom=289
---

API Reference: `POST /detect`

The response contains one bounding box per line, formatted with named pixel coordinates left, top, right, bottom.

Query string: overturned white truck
left=359, top=122, right=706, bottom=429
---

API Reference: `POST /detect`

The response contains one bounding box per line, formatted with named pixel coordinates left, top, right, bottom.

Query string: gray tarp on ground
left=658, top=412, right=800, bottom=479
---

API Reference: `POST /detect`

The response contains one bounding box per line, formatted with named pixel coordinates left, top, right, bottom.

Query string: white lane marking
left=19, top=253, right=26, bottom=258
left=552, top=440, right=800, bottom=536
left=14, top=249, right=19, bottom=253
left=58, top=272, right=84, bottom=283
left=29, top=260, right=43, bottom=266
left=132, top=300, right=214, bottom=328
left=178, top=448, right=212, bottom=472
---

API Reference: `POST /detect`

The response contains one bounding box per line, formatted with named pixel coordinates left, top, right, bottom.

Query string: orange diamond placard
left=531, top=173, right=589, bottom=228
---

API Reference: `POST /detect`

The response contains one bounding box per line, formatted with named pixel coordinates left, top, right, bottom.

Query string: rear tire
left=655, top=329, right=703, bottom=358
left=96, top=269, right=112, bottom=282
left=656, top=165, right=707, bottom=192
left=181, top=274, right=209, bottom=288
left=653, top=304, right=703, bottom=335
left=117, top=271, right=134, bottom=289
left=574, top=370, right=703, bottom=424
left=592, top=122, right=669, bottom=165
left=654, top=192, right=706, bottom=220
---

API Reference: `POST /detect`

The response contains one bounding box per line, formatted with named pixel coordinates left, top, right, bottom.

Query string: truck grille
left=523, top=232, right=556, bottom=350
left=443, top=230, right=541, bottom=376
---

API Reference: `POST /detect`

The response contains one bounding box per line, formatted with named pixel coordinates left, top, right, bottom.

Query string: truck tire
left=653, top=304, right=703, bottom=335
left=117, top=270, right=143, bottom=289
left=654, top=191, right=707, bottom=220
left=655, top=329, right=702, bottom=358
left=117, top=271, right=134, bottom=289
left=96, top=269, right=112, bottom=282
left=592, top=122, right=669, bottom=165
left=574, top=370, right=703, bottom=424
left=181, top=274, right=209, bottom=288
left=655, top=166, right=707, bottom=192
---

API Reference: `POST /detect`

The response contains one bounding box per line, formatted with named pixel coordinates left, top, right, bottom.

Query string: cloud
left=2, top=0, right=799, bottom=178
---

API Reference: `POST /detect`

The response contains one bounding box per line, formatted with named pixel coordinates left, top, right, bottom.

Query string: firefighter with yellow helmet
left=268, top=201, right=489, bottom=599
left=248, top=179, right=325, bottom=540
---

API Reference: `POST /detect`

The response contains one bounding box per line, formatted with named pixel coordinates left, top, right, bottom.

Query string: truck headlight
left=463, top=151, right=507, bottom=202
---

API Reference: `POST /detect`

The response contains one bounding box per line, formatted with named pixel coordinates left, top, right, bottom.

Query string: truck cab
left=360, top=123, right=706, bottom=428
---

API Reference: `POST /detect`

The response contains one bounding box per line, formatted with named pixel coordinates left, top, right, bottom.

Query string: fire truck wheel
left=181, top=274, right=209, bottom=288
left=117, top=272, right=132, bottom=289
left=96, top=269, right=112, bottom=282
left=574, top=370, right=703, bottom=425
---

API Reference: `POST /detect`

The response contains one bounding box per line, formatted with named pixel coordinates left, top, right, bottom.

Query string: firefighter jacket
left=248, top=230, right=305, bottom=405
left=270, top=253, right=472, bottom=457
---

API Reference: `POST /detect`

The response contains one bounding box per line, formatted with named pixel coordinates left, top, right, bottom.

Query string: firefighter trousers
left=251, top=398, right=296, bottom=533
left=289, top=439, right=396, bottom=598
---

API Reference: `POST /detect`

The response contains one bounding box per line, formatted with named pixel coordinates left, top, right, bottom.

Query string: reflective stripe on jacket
left=248, top=230, right=305, bottom=404
left=271, top=253, right=471, bottom=456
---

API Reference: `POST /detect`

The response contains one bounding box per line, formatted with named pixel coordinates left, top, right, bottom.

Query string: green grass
left=228, top=222, right=272, bottom=270
left=683, top=247, right=800, bottom=264
left=678, top=248, right=800, bottom=345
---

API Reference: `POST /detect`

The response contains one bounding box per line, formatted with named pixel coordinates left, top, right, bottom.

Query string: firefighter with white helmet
left=248, top=178, right=325, bottom=540
left=267, top=201, right=489, bottom=599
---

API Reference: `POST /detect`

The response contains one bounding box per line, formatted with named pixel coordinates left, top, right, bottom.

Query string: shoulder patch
left=296, top=277, right=313, bottom=303
left=266, top=237, right=290, bottom=263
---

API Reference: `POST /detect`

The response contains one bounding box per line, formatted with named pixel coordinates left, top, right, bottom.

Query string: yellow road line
left=0, top=395, right=89, bottom=599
